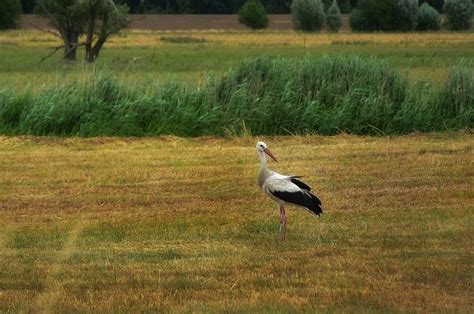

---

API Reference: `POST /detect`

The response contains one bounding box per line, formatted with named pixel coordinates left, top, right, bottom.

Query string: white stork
left=256, top=141, right=323, bottom=240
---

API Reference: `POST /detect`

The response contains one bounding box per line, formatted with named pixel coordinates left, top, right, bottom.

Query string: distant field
left=0, top=134, right=472, bottom=312
left=0, top=30, right=473, bottom=90
left=19, top=14, right=348, bottom=31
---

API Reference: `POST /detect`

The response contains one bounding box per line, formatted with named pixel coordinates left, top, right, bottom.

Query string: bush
left=444, top=0, right=473, bottom=30
left=326, top=0, right=343, bottom=32
left=350, top=0, right=420, bottom=32
left=291, top=0, right=326, bottom=32
left=339, top=0, right=353, bottom=13
left=349, top=0, right=395, bottom=31
left=0, top=0, right=22, bottom=30
left=419, top=0, right=445, bottom=13
left=238, top=0, right=269, bottom=30
left=350, top=8, right=370, bottom=31
left=417, top=2, right=441, bottom=31
left=393, top=0, right=419, bottom=31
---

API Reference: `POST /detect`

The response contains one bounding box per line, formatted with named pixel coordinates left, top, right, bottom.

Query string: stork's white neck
left=257, top=150, right=271, bottom=188
left=258, top=150, right=267, bottom=168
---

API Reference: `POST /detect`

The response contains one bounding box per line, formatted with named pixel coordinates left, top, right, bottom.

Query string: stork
left=256, top=141, right=323, bottom=240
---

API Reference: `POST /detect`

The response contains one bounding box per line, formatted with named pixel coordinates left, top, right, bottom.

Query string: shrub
left=350, top=8, right=370, bottom=31
left=393, top=0, right=419, bottom=31
left=238, top=0, right=269, bottom=30
left=326, top=0, right=343, bottom=32
left=419, top=0, right=444, bottom=13
left=291, top=0, right=326, bottom=32
left=350, top=0, right=420, bottom=32
left=0, top=0, right=22, bottom=30
left=349, top=0, right=395, bottom=31
left=444, top=0, right=473, bottom=30
left=417, top=2, right=441, bottom=31
left=339, top=0, right=353, bottom=13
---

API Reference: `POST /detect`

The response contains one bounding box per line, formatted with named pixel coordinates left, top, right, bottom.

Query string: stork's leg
left=279, top=203, right=287, bottom=241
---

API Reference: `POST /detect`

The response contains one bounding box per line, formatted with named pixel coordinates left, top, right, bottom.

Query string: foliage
left=326, top=0, right=343, bottom=32
left=438, top=64, right=474, bottom=125
left=291, top=0, right=326, bottom=32
left=0, top=0, right=22, bottom=30
left=37, top=0, right=129, bottom=61
left=1, top=56, right=472, bottom=137
left=444, top=0, right=473, bottom=30
left=338, top=0, right=352, bottom=13
left=238, top=0, right=269, bottom=30
left=349, top=0, right=395, bottom=31
left=417, top=2, right=441, bottom=31
left=115, top=0, right=293, bottom=14
left=349, top=8, right=369, bottom=31
left=350, top=0, right=420, bottom=31
left=419, top=0, right=445, bottom=12
left=393, top=0, right=419, bottom=31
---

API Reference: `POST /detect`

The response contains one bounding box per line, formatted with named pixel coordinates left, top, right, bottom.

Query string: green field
left=0, top=29, right=473, bottom=312
left=0, top=30, right=473, bottom=90
left=0, top=134, right=473, bottom=312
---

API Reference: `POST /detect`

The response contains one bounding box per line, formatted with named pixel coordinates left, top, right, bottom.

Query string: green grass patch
left=0, top=56, right=472, bottom=137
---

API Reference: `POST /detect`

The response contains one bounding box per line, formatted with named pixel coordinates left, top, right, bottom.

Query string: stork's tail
left=306, top=192, right=323, bottom=217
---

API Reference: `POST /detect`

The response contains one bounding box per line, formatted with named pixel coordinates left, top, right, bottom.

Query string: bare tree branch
left=38, top=1, right=63, bottom=35
left=39, top=45, right=64, bottom=63
left=40, top=42, right=86, bottom=63
left=29, top=22, right=62, bottom=39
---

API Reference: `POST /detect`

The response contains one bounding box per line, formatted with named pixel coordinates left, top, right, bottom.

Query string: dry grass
left=1, top=29, right=473, bottom=48
left=0, top=134, right=473, bottom=312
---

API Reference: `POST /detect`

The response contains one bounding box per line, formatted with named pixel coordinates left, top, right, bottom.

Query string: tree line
left=17, top=0, right=448, bottom=14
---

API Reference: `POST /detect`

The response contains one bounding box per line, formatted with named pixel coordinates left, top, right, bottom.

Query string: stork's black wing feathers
left=270, top=190, right=323, bottom=217
left=289, top=176, right=322, bottom=206
left=290, top=176, right=312, bottom=191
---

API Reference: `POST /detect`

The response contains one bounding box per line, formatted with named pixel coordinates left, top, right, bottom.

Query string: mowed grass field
left=0, top=30, right=473, bottom=90
left=0, top=134, right=473, bottom=312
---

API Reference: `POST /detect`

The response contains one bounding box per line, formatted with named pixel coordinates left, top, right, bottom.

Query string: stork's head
left=256, top=141, right=277, bottom=162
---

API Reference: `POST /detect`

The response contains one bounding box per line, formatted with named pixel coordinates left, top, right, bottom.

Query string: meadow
left=0, top=134, right=473, bottom=312
left=0, top=30, right=473, bottom=89
left=0, top=28, right=473, bottom=312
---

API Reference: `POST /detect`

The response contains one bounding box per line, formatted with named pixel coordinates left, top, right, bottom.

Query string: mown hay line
left=31, top=212, right=87, bottom=313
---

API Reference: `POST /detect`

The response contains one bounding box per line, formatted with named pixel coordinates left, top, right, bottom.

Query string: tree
left=417, top=2, right=441, bottom=30
left=238, top=0, right=269, bottom=30
left=326, top=0, right=342, bottom=32
left=349, top=0, right=395, bottom=31
left=444, top=0, right=473, bottom=30
left=419, top=0, right=445, bottom=13
left=349, top=0, right=419, bottom=32
left=338, top=0, right=352, bottom=13
left=37, top=0, right=129, bottom=62
left=291, top=0, right=326, bottom=32
left=84, top=1, right=129, bottom=62
left=350, top=8, right=369, bottom=31
left=21, top=0, right=37, bottom=14
left=393, top=0, right=419, bottom=31
left=0, top=0, right=22, bottom=30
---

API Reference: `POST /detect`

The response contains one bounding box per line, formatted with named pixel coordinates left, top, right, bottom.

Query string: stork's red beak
left=264, top=148, right=278, bottom=162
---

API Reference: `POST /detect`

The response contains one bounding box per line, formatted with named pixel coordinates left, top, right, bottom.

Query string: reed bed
left=0, top=56, right=472, bottom=137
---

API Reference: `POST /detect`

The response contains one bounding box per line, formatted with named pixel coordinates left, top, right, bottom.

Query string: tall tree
left=0, top=0, right=22, bottom=30
left=84, top=0, right=129, bottom=62
left=37, top=0, right=128, bottom=62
